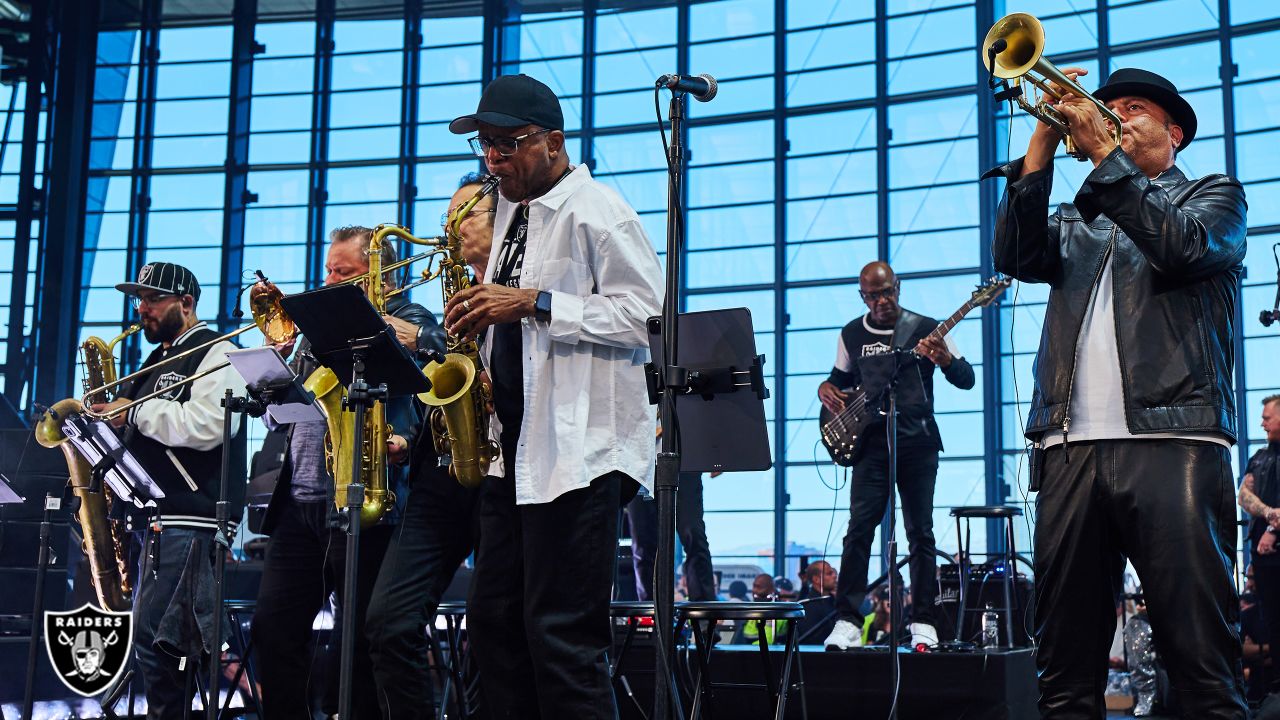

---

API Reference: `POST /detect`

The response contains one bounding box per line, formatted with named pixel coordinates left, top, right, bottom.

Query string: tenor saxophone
left=419, top=175, right=501, bottom=489
left=33, top=324, right=141, bottom=612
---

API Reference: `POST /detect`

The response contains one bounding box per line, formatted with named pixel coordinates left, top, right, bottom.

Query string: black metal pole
left=652, top=91, right=685, bottom=720
left=207, top=388, right=237, bottom=720
left=22, top=493, right=57, bottom=719
left=885, top=353, right=904, bottom=720
left=337, top=350, right=369, bottom=720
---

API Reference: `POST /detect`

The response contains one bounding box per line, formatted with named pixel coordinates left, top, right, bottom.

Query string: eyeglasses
left=440, top=207, right=497, bottom=228
left=858, top=285, right=899, bottom=303
left=467, top=128, right=553, bottom=157
left=132, top=292, right=176, bottom=309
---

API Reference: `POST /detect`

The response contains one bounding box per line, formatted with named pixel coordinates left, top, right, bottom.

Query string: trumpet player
left=92, top=262, right=248, bottom=720
left=364, top=173, right=495, bottom=718
left=987, top=67, right=1247, bottom=718
left=445, top=74, right=663, bottom=719
left=251, top=226, right=442, bottom=719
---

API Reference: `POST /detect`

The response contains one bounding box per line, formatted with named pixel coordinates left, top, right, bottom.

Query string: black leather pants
left=1034, top=440, right=1246, bottom=719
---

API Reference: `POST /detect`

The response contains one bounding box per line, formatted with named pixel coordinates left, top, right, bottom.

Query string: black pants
left=833, top=442, right=939, bottom=626
left=1034, top=440, right=1246, bottom=719
left=366, top=464, right=480, bottom=719
left=131, top=528, right=217, bottom=720
left=1251, top=561, right=1280, bottom=694
left=468, top=470, right=625, bottom=719
left=251, top=497, right=393, bottom=719
left=627, top=472, right=717, bottom=602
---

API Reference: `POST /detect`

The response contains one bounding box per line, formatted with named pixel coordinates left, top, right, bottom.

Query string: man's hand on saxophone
left=444, top=283, right=539, bottom=342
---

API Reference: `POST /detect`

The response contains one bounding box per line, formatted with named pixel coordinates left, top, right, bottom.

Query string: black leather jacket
left=986, top=147, right=1247, bottom=443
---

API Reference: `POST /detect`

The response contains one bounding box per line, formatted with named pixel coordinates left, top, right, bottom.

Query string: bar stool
left=609, top=601, right=656, bottom=717
left=949, top=505, right=1024, bottom=648
left=433, top=600, right=472, bottom=720
left=223, top=600, right=262, bottom=716
left=677, top=601, right=805, bottom=720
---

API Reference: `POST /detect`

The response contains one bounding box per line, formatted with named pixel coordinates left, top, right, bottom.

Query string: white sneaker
left=823, top=619, right=863, bottom=651
left=910, top=622, right=938, bottom=650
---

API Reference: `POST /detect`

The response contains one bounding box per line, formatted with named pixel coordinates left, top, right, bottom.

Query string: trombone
left=327, top=233, right=453, bottom=299
left=80, top=274, right=296, bottom=420
left=982, top=13, right=1123, bottom=160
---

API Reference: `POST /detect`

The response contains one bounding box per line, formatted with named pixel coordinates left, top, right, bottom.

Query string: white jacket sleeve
left=128, top=340, right=247, bottom=451
left=547, top=217, right=664, bottom=349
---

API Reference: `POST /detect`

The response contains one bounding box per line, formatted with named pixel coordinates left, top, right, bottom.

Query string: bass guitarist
left=816, top=260, right=975, bottom=651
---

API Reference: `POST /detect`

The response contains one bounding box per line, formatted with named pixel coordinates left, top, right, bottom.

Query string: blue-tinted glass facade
left=8, top=0, right=1274, bottom=575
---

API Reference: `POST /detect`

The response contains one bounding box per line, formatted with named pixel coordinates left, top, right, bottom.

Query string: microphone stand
left=22, top=492, right=59, bottom=720
left=882, top=349, right=914, bottom=720
left=653, top=89, right=685, bottom=720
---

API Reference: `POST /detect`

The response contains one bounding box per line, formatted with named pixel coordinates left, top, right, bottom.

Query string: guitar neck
left=925, top=300, right=976, bottom=342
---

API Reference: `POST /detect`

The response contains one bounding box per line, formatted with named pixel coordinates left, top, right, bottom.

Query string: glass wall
left=67, top=0, right=1280, bottom=580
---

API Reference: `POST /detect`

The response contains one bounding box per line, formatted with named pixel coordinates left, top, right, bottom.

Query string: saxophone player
left=444, top=74, right=663, bottom=719
left=90, top=262, right=247, bottom=720
left=364, top=173, right=495, bottom=719
left=251, top=227, right=443, bottom=719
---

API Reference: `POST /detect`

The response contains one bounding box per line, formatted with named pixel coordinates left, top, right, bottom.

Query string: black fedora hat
left=449, top=74, right=564, bottom=134
left=1092, top=68, right=1198, bottom=149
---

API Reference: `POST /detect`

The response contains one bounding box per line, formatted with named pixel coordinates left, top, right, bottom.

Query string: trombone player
left=91, top=262, right=248, bottom=720
left=986, top=59, right=1248, bottom=717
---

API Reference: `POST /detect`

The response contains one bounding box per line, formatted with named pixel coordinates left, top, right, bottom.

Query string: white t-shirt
left=1041, top=253, right=1229, bottom=449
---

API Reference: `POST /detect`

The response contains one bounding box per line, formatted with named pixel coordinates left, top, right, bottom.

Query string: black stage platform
left=615, top=644, right=1038, bottom=720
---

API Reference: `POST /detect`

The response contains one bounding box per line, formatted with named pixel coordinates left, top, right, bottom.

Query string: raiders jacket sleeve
left=128, top=340, right=247, bottom=451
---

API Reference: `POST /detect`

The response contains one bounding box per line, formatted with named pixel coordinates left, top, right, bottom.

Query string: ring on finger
left=463, top=299, right=472, bottom=311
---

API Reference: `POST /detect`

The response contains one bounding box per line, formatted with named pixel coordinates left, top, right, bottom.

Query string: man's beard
left=143, top=304, right=185, bottom=344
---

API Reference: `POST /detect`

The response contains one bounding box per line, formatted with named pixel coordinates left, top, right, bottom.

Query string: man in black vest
left=92, top=262, right=248, bottom=720
left=816, top=261, right=975, bottom=652
left=251, top=226, right=441, bottom=719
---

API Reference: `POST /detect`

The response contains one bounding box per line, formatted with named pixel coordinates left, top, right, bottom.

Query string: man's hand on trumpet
left=1055, top=90, right=1120, bottom=166
left=1022, top=66, right=1090, bottom=176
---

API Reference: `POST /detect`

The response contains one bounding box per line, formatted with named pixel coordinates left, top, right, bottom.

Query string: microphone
left=656, top=73, right=718, bottom=102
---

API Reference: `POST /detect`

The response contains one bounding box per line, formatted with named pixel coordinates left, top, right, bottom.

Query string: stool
left=223, top=600, right=262, bottom=716
left=677, top=601, right=804, bottom=720
left=949, top=505, right=1024, bottom=648
left=609, top=601, right=655, bottom=717
left=433, top=600, right=472, bottom=720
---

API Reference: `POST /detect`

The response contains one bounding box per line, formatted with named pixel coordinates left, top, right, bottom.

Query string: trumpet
left=982, top=13, right=1123, bottom=160
left=80, top=274, right=296, bottom=420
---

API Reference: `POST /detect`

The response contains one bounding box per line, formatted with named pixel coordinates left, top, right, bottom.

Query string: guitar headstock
left=970, top=275, right=1013, bottom=308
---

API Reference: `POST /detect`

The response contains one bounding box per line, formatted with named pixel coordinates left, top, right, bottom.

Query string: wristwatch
left=535, top=290, right=552, bottom=321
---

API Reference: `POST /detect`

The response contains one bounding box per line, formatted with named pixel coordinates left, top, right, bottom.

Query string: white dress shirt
left=481, top=164, right=664, bottom=505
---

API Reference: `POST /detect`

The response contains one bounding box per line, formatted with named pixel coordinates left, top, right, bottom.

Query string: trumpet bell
left=249, top=281, right=296, bottom=345
left=982, top=12, right=1046, bottom=79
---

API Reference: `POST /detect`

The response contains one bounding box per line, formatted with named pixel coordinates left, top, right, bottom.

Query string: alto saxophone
left=419, top=175, right=501, bottom=489
left=34, top=324, right=141, bottom=612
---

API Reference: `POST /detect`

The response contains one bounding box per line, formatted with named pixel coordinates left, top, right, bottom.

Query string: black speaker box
left=934, top=571, right=1034, bottom=648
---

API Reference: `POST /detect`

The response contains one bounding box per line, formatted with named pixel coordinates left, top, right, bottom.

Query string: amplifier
left=933, top=570, right=1034, bottom=648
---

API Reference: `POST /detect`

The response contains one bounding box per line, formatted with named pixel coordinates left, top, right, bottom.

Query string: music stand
left=60, top=413, right=164, bottom=508
left=11, top=477, right=46, bottom=720
left=279, top=283, right=429, bottom=720
left=645, top=308, right=771, bottom=719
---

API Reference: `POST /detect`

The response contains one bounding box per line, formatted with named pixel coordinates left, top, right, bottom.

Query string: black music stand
left=645, top=308, right=771, bottom=720
left=61, top=413, right=164, bottom=509
left=12, top=478, right=46, bottom=720
left=280, top=284, right=429, bottom=720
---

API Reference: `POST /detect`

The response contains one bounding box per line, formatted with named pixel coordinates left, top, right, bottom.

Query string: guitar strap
left=890, top=309, right=926, bottom=349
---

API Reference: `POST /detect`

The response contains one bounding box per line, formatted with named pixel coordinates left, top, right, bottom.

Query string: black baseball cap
left=449, top=74, right=564, bottom=134
left=1093, top=68, right=1198, bottom=149
left=116, top=261, right=201, bottom=301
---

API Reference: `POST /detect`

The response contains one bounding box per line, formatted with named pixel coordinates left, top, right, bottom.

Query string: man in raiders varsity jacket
left=91, top=262, right=248, bottom=719
left=816, top=261, right=975, bottom=653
